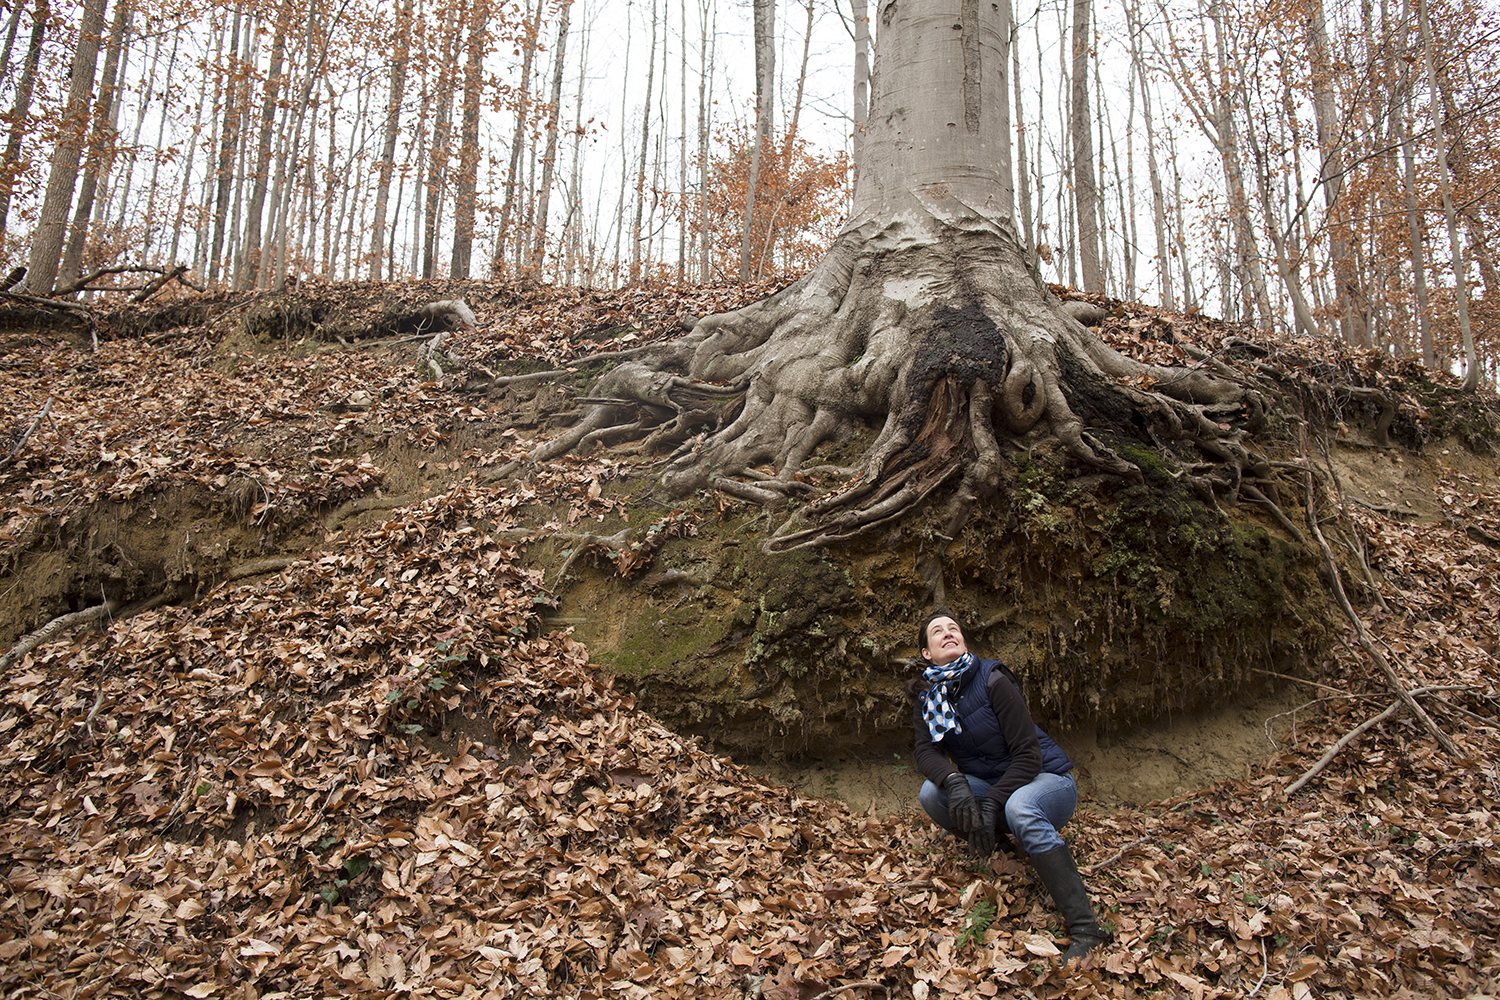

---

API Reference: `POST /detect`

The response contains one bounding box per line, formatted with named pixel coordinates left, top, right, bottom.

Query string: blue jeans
left=918, top=770, right=1077, bottom=855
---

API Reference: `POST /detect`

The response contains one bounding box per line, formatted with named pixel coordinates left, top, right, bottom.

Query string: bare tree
left=1069, top=0, right=1103, bottom=292
left=738, top=0, right=774, bottom=281
left=630, top=0, right=659, bottom=282
left=238, top=3, right=289, bottom=289
left=495, top=0, right=543, bottom=274
left=26, top=0, right=108, bottom=294
left=58, top=0, right=129, bottom=293
left=1415, top=0, right=1478, bottom=388
left=450, top=4, right=489, bottom=279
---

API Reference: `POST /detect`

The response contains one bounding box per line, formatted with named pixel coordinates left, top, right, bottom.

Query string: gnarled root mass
left=532, top=217, right=1269, bottom=552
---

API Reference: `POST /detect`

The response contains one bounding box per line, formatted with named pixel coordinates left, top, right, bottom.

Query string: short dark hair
left=917, top=612, right=966, bottom=653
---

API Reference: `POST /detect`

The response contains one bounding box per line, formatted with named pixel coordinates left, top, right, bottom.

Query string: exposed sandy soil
left=747, top=687, right=1311, bottom=817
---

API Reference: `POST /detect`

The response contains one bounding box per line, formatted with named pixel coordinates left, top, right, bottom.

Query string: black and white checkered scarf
left=920, top=652, right=975, bottom=742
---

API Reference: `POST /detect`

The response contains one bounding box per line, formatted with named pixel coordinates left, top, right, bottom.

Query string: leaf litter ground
left=0, top=279, right=1497, bottom=999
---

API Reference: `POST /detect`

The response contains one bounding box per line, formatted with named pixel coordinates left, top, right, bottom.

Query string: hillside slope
left=0, top=280, right=1496, bottom=998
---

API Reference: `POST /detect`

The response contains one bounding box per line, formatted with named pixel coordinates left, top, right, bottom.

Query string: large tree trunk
left=532, top=0, right=1258, bottom=557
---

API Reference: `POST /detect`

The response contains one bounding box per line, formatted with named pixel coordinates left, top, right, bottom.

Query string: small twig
left=1245, top=937, right=1271, bottom=998
left=1250, top=668, right=1349, bottom=698
left=1082, top=836, right=1152, bottom=876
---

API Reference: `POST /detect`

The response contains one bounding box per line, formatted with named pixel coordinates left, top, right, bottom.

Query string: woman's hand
left=943, top=772, right=981, bottom=833
left=969, top=797, right=1002, bottom=856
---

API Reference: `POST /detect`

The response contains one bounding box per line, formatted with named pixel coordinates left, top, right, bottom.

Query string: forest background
left=2, top=0, right=1499, bottom=382
left=2, top=1, right=1500, bottom=998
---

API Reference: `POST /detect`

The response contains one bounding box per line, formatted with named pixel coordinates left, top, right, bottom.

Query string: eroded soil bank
left=3, top=283, right=1495, bottom=810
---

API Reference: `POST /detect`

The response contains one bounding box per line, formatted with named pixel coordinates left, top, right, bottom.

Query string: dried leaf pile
left=0, top=280, right=1498, bottom=999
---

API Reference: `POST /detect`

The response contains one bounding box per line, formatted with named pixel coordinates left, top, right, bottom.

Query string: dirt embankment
left=2, top=285, right=1495, bottom=812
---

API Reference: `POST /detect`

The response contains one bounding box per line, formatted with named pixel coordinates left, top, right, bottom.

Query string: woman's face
left=922, top=616, right=969, bottom=666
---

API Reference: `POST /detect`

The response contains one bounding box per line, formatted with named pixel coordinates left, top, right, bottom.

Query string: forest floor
left=0, top=277, right=1496, bottom=999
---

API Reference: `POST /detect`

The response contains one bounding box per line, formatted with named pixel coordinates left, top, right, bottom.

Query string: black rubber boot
left=1030, top=845, right=1111, bottom=965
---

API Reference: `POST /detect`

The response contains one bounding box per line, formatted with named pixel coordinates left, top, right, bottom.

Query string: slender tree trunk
left=422, top=6, right=457, bottom=279
left=696, top=0, right=713, bottom=281
left=738, top=0, right=773, bottom=281
left=66, top=20, right=131, bottom=283
left=450, top=6, right=488, bottom=278
left=207, top=11, right=247, bottom=285
left=1415, top=0, right=1477, bottom=388
left=631, top=0, right=659, bottom=282
left=1244, top=105, right=1319, bottom=337
left=0, top=1, right=22, bottom=77
left=26, top=0, right=107, bottom=294
left=368, top=0, right=411, bottom=279
left=1011, top=16, right=1032, bottom=256
left=1070, top=0, right=1103, bottom=292
left=495, top=0, right=543, bottom=274
left=564, top=2, right=590, bottom=285
left=1127, top=0, right=1171, bottom=308
left=84, top=2, right=130, bottom=244
left=851, top=0, right=868, bottom=178
left=108, top=11, right=157, bottom=238
left=140, top=27, right=179, bottom=260
left=1305, top=0, right=1365, bottom=345
left=272, top=0, right=328, bottom=289
left=239, top=8, right=287, bottom=289
left=609, top=4, right=632, bottom=285
left=530, top=0, right=572, bottom=277
left=0, top=0, right=47, bottom=245
left=677, top=0, right=688, bottom=281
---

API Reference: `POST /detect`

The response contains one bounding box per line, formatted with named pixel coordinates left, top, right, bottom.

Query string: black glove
left=969, top=797, right=1002, bottom=857
left=944, top=773, right=981, bottom=834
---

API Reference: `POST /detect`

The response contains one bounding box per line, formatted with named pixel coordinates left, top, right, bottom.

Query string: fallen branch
left=131, top=264, right=192, bottom=303
left=1286, top=699, right=1403, bottom=796
left=56, top=263, right=205, bottom=297
left=0, top=591, right=175, bottom=672
left=1303, top=468, right=1458, bottom=756
left=2, top=396, right=51, bottom=467
left=0, top=288, right=93, bottom=315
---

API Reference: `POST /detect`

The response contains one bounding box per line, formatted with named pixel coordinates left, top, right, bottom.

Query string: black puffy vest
left=939, top=659, right=1073, bottom=781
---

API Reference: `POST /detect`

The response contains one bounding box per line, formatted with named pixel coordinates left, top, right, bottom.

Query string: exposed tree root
left=523, top=219, right=1272, bottom=557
